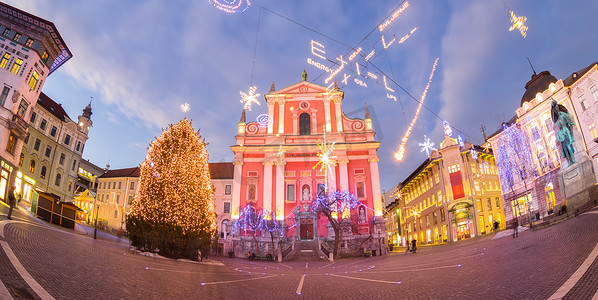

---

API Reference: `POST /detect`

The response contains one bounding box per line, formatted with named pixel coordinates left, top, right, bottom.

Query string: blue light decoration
left=232, top=204, right=285, bottom=237
left=208, top=0, right=251, bottom=13
left=457, top=135, right=464, bottom=148
left=494, top=123, right=537, bottom=193
left=256, top=114, right=272, bottom=127
left=443, top=120, right=453, bottom=136
left=310, top=190, right=377, bottom=219
left=470, top=148, right=478, bottom=160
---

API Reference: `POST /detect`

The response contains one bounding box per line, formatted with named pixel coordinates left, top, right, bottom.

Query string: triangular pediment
left=269, top=81, right=330, bottom=95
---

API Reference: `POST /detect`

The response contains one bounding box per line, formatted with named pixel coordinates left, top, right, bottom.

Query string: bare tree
left=311, top=190, right=371, bottom=258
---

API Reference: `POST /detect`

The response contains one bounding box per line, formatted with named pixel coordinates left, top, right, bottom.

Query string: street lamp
left=378, top=229, right=382, bottom=256
left=93, top=198, right=100, bottom=239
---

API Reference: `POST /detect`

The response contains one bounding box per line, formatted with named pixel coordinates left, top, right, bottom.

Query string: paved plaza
left=1, top=203, right=598, bottom=299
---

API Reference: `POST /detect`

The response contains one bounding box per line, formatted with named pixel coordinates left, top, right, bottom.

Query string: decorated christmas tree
left=126, top=118, right=216, bottom=259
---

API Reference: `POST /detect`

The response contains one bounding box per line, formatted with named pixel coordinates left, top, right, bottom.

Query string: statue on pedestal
left=551, top=100, right=576, bottom=166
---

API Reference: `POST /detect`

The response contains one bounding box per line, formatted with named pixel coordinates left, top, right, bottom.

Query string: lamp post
left=93, top=199, right=99, bottom=239
left=378, top=229, right=382, bottom=256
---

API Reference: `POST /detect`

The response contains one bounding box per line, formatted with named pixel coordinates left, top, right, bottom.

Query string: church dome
left=520, top=71, right=557, bottom=107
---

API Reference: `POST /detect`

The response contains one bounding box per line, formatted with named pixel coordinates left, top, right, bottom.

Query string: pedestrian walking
left=6, top=186, right=16, bottom=220
left=512, top=217, right=519, bottom=238
left=493, top=220, right=499, bottom=233
left=411, top=239, right=417, bottom=253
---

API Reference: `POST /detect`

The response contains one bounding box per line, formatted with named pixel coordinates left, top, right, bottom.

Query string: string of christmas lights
left=209, top=0, right=251, bottom=14
left=394, top=58, right=439, bottom=161
left=128, top=118, right=217, bottom=235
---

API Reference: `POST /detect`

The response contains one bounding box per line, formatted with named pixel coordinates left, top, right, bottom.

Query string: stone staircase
left=283, top=240, right=327, bottom=261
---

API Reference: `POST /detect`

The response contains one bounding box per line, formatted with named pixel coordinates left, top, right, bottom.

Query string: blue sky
left=8, top=0, right=598, bottom=191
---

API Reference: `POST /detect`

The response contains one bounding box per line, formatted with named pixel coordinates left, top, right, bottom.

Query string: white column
left=267, top=101, right=274, bottom=134
left=232, top=160, right=243, bottom=219
left=369, top=157, right=383, bottom=216
left=328, top=166, right=337, bottom=192
left=335, top=101, right=343, bottom=132
left=323, top=99, right=331, bottom=132
left=278, top=99, right=285, bottom=134
left=339, top=159, right=349, bottom=191
left=263, top=161, right=273, bottom=214
left=275, top=162, right=285, bottom=220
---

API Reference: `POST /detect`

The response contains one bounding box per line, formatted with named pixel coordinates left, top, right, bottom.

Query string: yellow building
left=395, top=134, right=506, bottom=246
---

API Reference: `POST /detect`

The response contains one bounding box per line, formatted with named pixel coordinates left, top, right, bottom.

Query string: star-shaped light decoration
left=275, top=145, right=286, bottom=164
left=180, top=103, right=190, bottom=114
left=482, top=143, right=491, bottom=153
left=418, top=135, right=437, bottom=156
left=509, top=10, right=528, bottom=38
left=240, top=86, right=261, bottom=111
left=313, top=139, right=337, bottom=191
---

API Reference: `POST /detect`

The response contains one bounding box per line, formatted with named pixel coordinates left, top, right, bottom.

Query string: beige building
left=96, top=167, right=140, bottom=231
left=210, top=162, right=234, bottom=239
left=396, top=135, right=505, bottom=246
left=18, top=92, right=92, bottom=204
left=488, top=64, right=598, bottom=227
left=96, top=163, right=234, bottom=234
left=0, top=2, right=71, bottom=202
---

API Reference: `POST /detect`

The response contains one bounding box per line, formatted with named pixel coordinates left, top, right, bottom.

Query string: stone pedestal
left=558, top=158, right=596, bottom=211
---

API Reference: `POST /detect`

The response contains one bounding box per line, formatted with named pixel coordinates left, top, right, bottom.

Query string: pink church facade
left=231, top=76, right=383, bottom=239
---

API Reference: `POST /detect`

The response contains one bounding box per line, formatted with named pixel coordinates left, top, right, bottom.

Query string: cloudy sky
left=8, top=0, right=598, bottom=191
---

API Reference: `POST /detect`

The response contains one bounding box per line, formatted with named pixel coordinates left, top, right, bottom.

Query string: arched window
left=18, top=153, right=24, bottom=166
left=40, top=166, right=46, bottom=179
left=55, top=173, right=61, bottom=187
left=222, top=219, right=230, bottom=234
left=29, top=160, right=35, bottom=173
left=299, top=113, right=311, bottom=135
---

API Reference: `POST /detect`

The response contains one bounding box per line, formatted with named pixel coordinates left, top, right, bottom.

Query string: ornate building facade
left=18, top=93, right=92, bottom=204
left=230, top=74, right=384, bottom=242
left=396, top=136, right=505, bottom=246
left=0, top=2, right=71, bottom=203
left=488, top=65, right=597, bottom=227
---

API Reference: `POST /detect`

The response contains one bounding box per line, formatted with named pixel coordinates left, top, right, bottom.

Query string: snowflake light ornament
left=275, top=145, right=286, bottom=164
left=509, top=10, right=528, bottom=38
left=313, top=139, right=337, bottom=190
left=418, top=135, right=437, bottom=156
left=180, top=103, right=190, bottom=113
left=240, top=86, right=261, bottom=111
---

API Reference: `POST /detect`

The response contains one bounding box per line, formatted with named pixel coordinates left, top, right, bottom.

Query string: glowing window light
left=311, top=40, right=326, bottom=60
left=395, top=58, right=439, bottom=161
left=348, top=48, right=362, bottom=61
left=443, top=120, right=453, bottom=137
left=379, top=1, right=410, bottom=32
left=209, top=0, right=251, bottom=13
left=382, top=35, right=396, bottom=49
left=240, top=86, right=261, bottom=111
left=535, top=93, right=543, bottom=102
left=549, top=83, right=556, bottom=93
left=509, top=10, right=528, bottom=38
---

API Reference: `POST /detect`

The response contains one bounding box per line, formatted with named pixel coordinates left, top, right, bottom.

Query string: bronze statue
left=551, top=100, right=576, bottom=166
